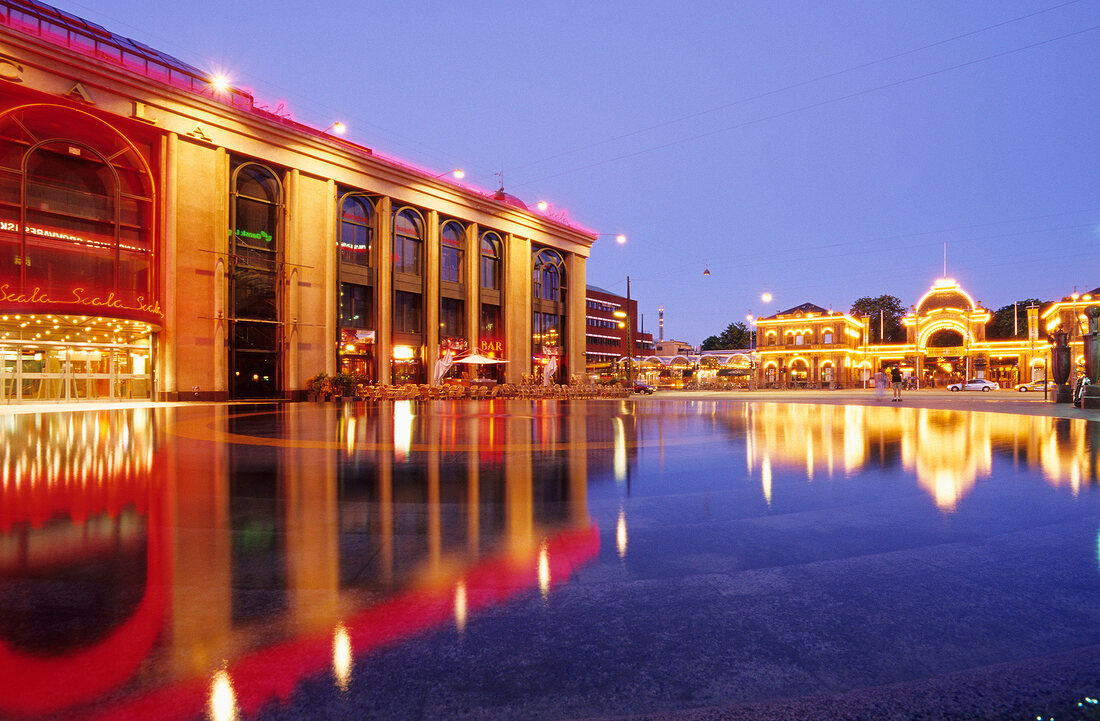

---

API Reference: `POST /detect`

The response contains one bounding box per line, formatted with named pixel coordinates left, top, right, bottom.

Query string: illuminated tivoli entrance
left=0, top=315, right=154, bottom=401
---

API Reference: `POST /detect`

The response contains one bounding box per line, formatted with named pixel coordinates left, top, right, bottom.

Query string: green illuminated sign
left=230, top=228, right=273, bottom=243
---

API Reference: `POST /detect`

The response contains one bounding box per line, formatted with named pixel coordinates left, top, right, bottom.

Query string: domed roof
left=492, top=189, right=528, bottom=210
left=916, top=279, right=976, bottom=314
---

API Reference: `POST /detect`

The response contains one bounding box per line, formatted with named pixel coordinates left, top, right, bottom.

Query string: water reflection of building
left=739, top=403, right=1100, bottom=511
left=0, top=404, right=598, bottom=721
left=0, top=410, right=163, bottom=718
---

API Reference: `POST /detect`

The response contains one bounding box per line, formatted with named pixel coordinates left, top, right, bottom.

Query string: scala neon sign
left=0, top=284, right=163, bottom=317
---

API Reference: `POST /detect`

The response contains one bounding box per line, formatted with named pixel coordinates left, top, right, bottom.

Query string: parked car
left=1014, top=379, right=1056, bottom=392
left=947, top=378, right=999, bottom=392
left=633, top=380, right=656, bottom=394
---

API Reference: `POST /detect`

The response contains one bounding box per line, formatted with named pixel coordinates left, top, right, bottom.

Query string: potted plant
left=306, top=372, right=329, bottom=402
left=331, top=372, right=356, bottom=401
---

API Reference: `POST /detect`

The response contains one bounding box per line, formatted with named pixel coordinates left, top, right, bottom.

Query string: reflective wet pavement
left=3, top=399, right=1100, bottom=721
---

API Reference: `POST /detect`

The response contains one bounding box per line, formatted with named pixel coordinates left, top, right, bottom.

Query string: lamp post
left=612, top=276, right=635, bottom=387
left=747, top=312, right=757, bottom=391
left=627, top=275, right=634, bottom=386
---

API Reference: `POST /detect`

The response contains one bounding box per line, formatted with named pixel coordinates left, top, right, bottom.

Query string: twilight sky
left=66, top=0, right=1100, bottom=344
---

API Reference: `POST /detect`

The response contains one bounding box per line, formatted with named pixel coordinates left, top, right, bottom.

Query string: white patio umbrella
left=542, top=355, right=558, bottom=385
left=432, top=349, right=454, bottom=385
left=453, top=353, right=508, bottom=365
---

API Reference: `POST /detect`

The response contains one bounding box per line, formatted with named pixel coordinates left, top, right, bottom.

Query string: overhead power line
left=514, top=22, right=1100, bottom=189
left=511, top=0, right=1085, bottom=175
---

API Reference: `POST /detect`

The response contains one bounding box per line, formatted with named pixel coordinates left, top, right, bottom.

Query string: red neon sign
left=0, top=284, right=163, bottom=318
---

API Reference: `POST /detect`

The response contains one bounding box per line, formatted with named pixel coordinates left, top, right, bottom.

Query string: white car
left=947, top=378, right=999, bottom=392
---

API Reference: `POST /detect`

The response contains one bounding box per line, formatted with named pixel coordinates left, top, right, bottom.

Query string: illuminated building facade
left=755, top=302, right=865, bottom=388
left=0, top=0, right=594, bottom=402
left=584, top=284, right=654, bottom=375
left=1040, top=286, right=1099, bottom=373
left=754, top=279, right=1054, bottom=389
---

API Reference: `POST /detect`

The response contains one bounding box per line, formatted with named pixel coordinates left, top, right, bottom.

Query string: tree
left=701, top=322, right=752, bottom=350
left=849, top=295, right=907, bottom=342
left=986, top=299, right=1041, bottom=339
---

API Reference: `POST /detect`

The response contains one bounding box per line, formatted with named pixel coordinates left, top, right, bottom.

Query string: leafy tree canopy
left=700, top=321, right=753, bottom=350
left=986, top=299, right=1042, bottom=339
left=849, top=295, right=907, bottom=343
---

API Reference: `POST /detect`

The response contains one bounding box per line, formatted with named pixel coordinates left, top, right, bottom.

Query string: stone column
left=376, top=197, right=393, bottom=384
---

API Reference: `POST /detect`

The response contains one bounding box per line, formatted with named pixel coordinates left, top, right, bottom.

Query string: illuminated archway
left=917, top=319, right=970, bottom=350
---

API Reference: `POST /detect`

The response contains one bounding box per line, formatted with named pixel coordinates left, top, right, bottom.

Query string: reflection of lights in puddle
left=454, top=581, right=468, bottom=632
left=538, top=542, right=551, bottom=598
left=208, top=668, right=237, bottom=721
left=613, top=417, right=626, bottom=484
left=333, top=625, right=352, bottom=691
left=761, top=456, right=772, bottom=506
left=345, top=416, right=356, bottom=456
left=394, top=401, right=413, bottom=460
left=616, top=508, right=628, bottom=558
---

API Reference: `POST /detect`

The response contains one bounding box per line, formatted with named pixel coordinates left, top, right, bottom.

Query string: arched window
left=480, top=232, right=502, bottom=290
left=393, top=209, right=423, bottom=275
left=231, top=163, right=281, bottom=321
left=532, top=248, right=566, bottom=303
left=339, top=194, right=373, bottom=266
left=0, top=104, right=155, bottom=311
left=531, top=247, right=567, bottom=377
left=230, top=160, right=283, bottom=399
left=822, top=328, right=834, bottom=344
left=440, top=221, right=464, bottom=284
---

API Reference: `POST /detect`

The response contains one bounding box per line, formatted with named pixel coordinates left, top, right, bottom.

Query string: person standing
left=874, top=369, right=887, bottom=399
left=890, top=365, right=903, bottom=402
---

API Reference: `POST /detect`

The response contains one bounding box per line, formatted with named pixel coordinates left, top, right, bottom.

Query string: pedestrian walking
left=890, top=365, right=903, bottom=402
left=874, top=369, right=886, bottom=399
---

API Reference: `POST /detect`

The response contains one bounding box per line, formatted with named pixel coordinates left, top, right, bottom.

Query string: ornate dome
left=916, top=279, right=976, bottom=314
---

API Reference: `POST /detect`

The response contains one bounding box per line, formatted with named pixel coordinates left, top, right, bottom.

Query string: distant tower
left=658, top=305, right=665, bottom=342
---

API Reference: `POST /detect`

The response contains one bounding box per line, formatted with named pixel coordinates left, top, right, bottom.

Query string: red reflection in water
left=79, top=525, right=599, bottom=721
left=0, top=449, right=168, bottom=717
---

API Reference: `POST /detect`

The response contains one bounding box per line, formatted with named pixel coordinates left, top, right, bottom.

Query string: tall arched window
left=478, top=231, right=504, bottom=362
left=0, top=104, right=155, bottom=313
left=439, top=220, right=465, bottom=339
left=479, top=232, right=502, bottom=290
left=532, top=248, right=566, bottom=302
left=531, top=247, right=568, bottom=381
left=440, top=221, right=463, bottom=284
left=339, top=194, right=373, bottom=266
left=393, top=209, right=423, bottom=276
left=230, top=161, right=282, bottom=399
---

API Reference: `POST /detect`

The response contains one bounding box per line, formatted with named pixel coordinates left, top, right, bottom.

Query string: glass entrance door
left=0, top=348, right=15, bottom=402
left=0, top=345, right=153, bottom=402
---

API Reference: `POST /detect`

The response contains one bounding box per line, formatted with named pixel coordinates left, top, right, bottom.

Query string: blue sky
left=66, top=0, right=1100, bottom=343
